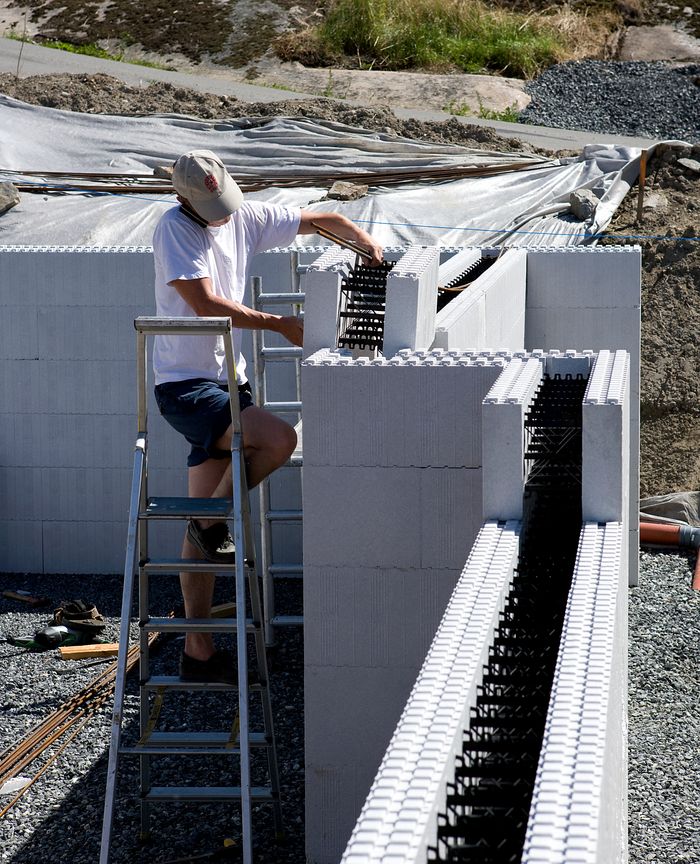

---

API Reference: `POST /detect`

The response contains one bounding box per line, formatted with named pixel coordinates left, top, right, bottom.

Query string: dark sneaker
left=179, top=649, right=258, bottom=686
left=186, top=520, right=235, bottom=563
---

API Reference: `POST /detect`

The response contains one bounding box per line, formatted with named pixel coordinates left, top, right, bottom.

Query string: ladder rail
left=224, top=327, right=254, bottom=864
left=99, top=436, right=145, bottom=864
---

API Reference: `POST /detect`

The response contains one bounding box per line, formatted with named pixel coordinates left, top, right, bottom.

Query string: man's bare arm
left=170, top=276, right=303, bottom=347
left=298, top=210, right=384, bottom=266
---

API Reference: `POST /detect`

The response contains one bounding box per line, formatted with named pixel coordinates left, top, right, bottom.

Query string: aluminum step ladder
left=251, top=268, right=304, bottom=645
left=99, top=316, right=282, bottom=864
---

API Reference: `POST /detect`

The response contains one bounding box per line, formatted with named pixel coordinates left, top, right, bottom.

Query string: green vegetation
left=281, top=0, right=571, bottom=78
left=446, top=99, right=522, bottom=122
left=4, top=31, right=168, bottom=70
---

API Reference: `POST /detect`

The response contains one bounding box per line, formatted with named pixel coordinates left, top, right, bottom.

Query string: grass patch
left=447, top=99, right=522, bottom=122
left=276, top=0, right=617, bottom=78
left=4, top=31, right=168, bottom=69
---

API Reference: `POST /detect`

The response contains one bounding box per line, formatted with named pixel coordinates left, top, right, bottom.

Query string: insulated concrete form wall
left=340, top=521, right=520, bottom=864
left=432, top=249, right=527, bottom=352
left=302, top=348, right=508, bottom=864
left=522, top=521, right=627, bottom=864
left=0, top=246, right=310, bottom=573
left=524, top=247, right=640, bottom=584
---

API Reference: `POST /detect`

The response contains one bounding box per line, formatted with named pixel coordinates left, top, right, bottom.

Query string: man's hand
left=359, top=239, right=384, bottom=268
left=275, top=315, right=304, bottom=347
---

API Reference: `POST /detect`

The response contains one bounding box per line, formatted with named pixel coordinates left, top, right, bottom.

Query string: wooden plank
left=60, top=643, right=119, bottom=660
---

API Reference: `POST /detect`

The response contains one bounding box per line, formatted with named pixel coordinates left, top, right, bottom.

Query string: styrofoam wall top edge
left=484, top=357, right=543, bottom=404
left=303, top=348, right=597, bottom=368
left=0, top=245, right=155, bottom=253
left=303, top=245, right=356, bottom=272
left=341, top=519, right=521, bottom=864
left=389, top=246, right=440, bottom=279
left=522, top=520, right=624, bottom=864
left=584, top=349, right=630, bottom=405
left=525, top=245, right=641, bottom=255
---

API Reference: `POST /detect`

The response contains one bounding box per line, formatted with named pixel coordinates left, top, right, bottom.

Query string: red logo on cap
left=204, top=173, right=219, bottom=192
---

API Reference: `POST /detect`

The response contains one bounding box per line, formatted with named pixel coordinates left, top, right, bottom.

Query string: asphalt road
left=0, top=36, right=658, bottom=151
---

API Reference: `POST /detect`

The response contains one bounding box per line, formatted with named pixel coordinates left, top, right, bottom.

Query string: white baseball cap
left=172, top=150, right=244, bottom=222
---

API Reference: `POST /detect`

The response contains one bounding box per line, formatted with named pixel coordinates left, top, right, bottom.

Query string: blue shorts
left=154, top=378, right=254, bottom=468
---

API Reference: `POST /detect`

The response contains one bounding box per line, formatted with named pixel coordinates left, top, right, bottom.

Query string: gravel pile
left=629, top=550, right=700, bottom=864
left=0, top=574, right=304, bottom=864
left=521, top=61, right=700, bottom=143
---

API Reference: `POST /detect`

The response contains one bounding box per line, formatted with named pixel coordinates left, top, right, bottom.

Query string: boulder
left=570, top=188, right=598, bottom=221
left=0, top=182, right=20, bottom=217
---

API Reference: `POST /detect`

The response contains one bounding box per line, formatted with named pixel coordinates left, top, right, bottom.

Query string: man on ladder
left=152, top=149, right=383, bottom=684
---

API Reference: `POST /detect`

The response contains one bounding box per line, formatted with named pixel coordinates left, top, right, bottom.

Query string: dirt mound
left=0, top=72, right=530, bottom=151
left=602, top=145, right=700, bottom=494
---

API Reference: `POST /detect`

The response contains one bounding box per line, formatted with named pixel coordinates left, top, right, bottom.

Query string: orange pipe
left=639, top=522, right=681, bottom=545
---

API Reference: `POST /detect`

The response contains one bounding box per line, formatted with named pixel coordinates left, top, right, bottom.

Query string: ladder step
left=142, top=497, right=232, bottom=519
left=270, top=615, right=303, bottom=627
left=266, top=509, right=302, bottom=522
left=142, top=617, right=256, bottom=634
left=269, top=564, right=303, bottom=576
left=257, top=292, right=305, bottom=305
left=288, top=453, right=303, bottom=468
left=120, top=731, right=267, bottom=755
left=260, top=347, right=302, bottom=360
left=144, top=786, right=273, bottom=803
left=142, top=675, right=264, bottom=692
left=142, top=558, right=238, bottom=573
left=263, top=401, right=302, bottom=412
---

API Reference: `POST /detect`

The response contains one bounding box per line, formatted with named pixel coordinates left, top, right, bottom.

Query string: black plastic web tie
left=428, top=373, right=587, bottom=864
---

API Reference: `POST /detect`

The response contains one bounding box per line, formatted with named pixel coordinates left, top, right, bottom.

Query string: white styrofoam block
left=525, top=308, right=640, bottom=366
left=522, top=521, right=627, bottom=864
left=0, top=249, right=155, bottom=306
left=525, top=246, right=641, bottom=310
left=0, top=307, right=39, bottom=360
left=304, top=566, right=461, bottom=668
left=0, top=360, right=135, bottom=414
left=482, top=249, right=526, bottom=346
left=301, top=247, right=355, bottom=359
left=340, top=521, right=520, bottom=864
left=419, top=468, right=482, bottom=568
left=37, top=306, right=147, bottom=360
left=303, top=464, right=481, bottom=570
left=306, top=665, right=431, bottom=770
left=582, top=351, right=630, bottom=524
left=482, top=358, right=543, bottom=520
left=0, top=521, right=43, bottom=571
left=433, top=249, right=526, bottom=352
left=383, top=246, right=440, bottom=357
left=432, top=288, right=485, bottom=350
left=301, top=352, right=502, bottom=468
left=41, top=518, right=184, bottom=574
left=303, top=465, right=422, bottom=568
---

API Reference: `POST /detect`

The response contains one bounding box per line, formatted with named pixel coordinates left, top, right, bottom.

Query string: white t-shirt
left=152, top=202, right=301, bottom=385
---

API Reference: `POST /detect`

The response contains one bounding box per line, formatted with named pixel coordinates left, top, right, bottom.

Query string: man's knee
left=278, top=421, right=297, bottom=461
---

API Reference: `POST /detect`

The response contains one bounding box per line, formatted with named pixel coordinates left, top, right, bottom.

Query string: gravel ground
left=521, top=61, right=700, bottom=143
left=2, top=552, right=698, bottom=864
left=0, top=575, right=304, bottom=864
left=629, top=551, right=700, bottom=864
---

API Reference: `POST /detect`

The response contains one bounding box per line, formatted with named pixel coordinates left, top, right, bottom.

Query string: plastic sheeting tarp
left=0, top=95, right=643, bottom=248
left=640, top=492, right=700, bottom=527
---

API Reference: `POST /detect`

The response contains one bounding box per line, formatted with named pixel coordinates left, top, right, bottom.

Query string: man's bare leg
left=198, top=406, right=297, bottom=528
left=181, top=457, right=229, bottom=661
left=182, top=407, right=296, bottom=660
